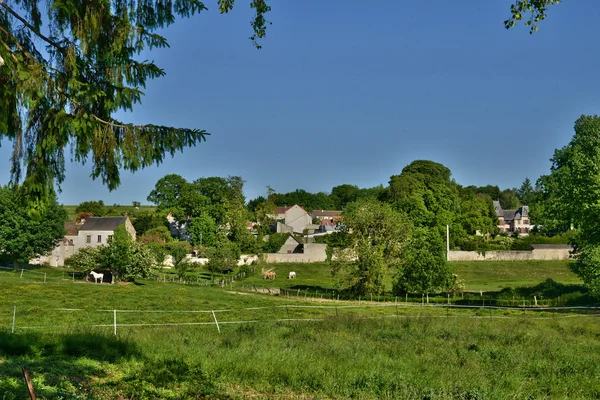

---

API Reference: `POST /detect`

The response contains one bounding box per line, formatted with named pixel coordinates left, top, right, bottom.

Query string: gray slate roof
left=79, top=216, right=128, bottom=231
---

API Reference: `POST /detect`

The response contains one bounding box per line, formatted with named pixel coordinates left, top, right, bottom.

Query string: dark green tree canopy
left=0, top=0, right=270, bottom=211
left=0, top=186, right=66, bottom=268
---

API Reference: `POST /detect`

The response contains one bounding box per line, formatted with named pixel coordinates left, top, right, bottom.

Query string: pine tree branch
left=0, top=1, right=64, bottom=52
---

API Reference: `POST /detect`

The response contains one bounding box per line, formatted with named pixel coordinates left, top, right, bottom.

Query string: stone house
left=493, top=201, right=531, bottom=235
left=271, top=205, right=316, bottom=234
left=32, top=216, right=136, bottom=267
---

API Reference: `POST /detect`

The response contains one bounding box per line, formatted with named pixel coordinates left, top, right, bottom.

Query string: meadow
left=1, top=261, right=598, bottom=399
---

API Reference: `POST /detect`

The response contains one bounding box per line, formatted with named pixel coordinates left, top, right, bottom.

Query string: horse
left=266, top=271, right=276, bottom=280
left=89, top=271, right=104, bottom=284
left=288, top=271, right=296, bottom=279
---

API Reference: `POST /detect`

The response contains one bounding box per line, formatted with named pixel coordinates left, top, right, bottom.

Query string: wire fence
left=4, top=302, right=600, bottom=336
left=0, top=265, right=591, bottom=308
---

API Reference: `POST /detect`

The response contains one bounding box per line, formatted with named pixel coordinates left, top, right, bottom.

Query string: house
left=271, top=205, right=316, bottom=234
left=311, top=210, right=342, bottom=227
left=166, top=212, right=191, bottom=241
left=31, top=216, right=136, bottom=267
left=493, top=201, right=531, bottom=235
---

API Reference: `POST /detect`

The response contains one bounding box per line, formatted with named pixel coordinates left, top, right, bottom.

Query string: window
left=107, top=235, right=113, bottom=243
left=98, top=235, right=102, bottom=243
left=68, top=239, right=74, bottom=246
left=86, top=235, right=91, bottom=244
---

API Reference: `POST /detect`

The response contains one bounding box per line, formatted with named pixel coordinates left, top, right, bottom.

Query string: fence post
left=212, top=310, right=221, bottom=334
left=72, top=273, right=75, bottom=282
left=113, top=309, right=117, bottom=335
left=44, top=273, right=47, bottom=282
left=20, top=269, right=24, bottom=279
left=12, top=306, right=16, bottom=333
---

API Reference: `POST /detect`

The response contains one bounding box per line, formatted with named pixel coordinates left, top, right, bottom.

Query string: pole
left=20, top=269, right=24, bottom=279
left=446, top=224, right=450, bottom=261
left=212, top=310, right=221, bottom=334
left=113, top=309, right=117, bottom=336
left=12, top=306, right=16, bottom=333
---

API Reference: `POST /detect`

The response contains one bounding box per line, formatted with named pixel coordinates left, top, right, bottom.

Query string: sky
left=2, top=0, right=600, bottom=206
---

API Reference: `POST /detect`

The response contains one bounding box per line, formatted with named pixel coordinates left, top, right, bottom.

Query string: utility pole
left=446, top=224, right=450, bottom=261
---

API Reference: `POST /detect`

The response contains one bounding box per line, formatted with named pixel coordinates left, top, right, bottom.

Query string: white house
left=31, top=216, right=136, bottom=267
left=271, top=205, right=316, bottom=234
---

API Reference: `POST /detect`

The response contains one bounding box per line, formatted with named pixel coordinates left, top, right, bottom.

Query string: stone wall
left=264, top=243, right=327, bottom=263
left=448, top=248, right=573, bottom=261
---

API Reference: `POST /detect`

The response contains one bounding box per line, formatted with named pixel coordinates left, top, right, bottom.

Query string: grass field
left=0, top=262, right=596, bottom=399
left=62, top=205, right=157, bottom=221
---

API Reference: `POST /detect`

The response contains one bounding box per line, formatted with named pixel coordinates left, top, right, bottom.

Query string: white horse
left=90, top=271, right=104, bottom=284
left=288, top=271, right=296, bottom=279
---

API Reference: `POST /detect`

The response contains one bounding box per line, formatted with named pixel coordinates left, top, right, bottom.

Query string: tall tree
left=147, top=174, right=189, bottom=212
left=499, top=188, right=521, bottom=210
left=0, top=0, right=270, bottom=211
left=394, top=227, right=450, bottom=299
left=332, top=198, right=411, bottom=296
left=542, top=115, right=600, bottom=295
left=0, top=186, right=66, bottom=269
left=517, top=178, right=536, bottom=205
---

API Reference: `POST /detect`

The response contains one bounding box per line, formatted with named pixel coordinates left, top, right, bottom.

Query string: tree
left=100, top=224, right=153, bottom=281
left=331, top=198, right=411, bottom=296
left=541, top=115, right=600, bottom=294
left=505, top=0, right=562, bottom=33
left=385, top=160, right=460, bottom=238
left=499, top=189, right=520, bottom=210
left=0, top=1, right=271, bottom=211
left=187, top=213, right=217, bottom=247
left=517, top=178, right=536, bottom=206
left=64, top=246, right=102, bottom=272
left=132, top=201, right=141, bottom=208
left=206, top=234, right=240, bottom=279
left=331, top=184, right=360, bottom=209
left=393, top=227, right=451, bottom=300
left=75, top=200, right=106, bottom=216
left=132, top=212, right=168, bottom=236
left=0, top=186, right=66, bottom=269
left=138, top=226, right=173, bottom=245
left=147, top=175, right=189, bottom=212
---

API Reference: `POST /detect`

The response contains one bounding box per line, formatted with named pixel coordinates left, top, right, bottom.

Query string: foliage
left=332, top=198, right=411, bottom=295
left=138, top=226, right=173, bottom=245
left=394, top=227, right=451, bottom=295
left=206, top=235, right=240, bottom=277
left=505, top=0, right=562, bottom=33
left=164, top=241, right=192, bottom=266
left=64, top=246, right=102, bottom=272
left=539, top=116, right=600, bottom=295
left=0, top=1, right=271, bottom=211
left=187, top=213, right=217, bottom=247
left=254, top=199, right=277, bottom=234
left=455, top=187, right=498, bottom=238
left=75, top=200, right=106, bottom=216
left=132, top=212, right=167, bottom=236
left=100, top=224, right=152, bottom=281
left=262, top=232, right=290, bottom=253
left=0, top=186, right=66, bottom=268
left=498, top=188, right=521, bottom=210
left=516, top=177, right=536, bottom=206
left=385, top=160, right=460, bottom=237
left=268, top=189, right=336, bottom=212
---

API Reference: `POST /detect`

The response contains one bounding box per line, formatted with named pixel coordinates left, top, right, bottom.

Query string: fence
left=4, top=302, right=600, bottom=336
left=0, top=265, right=586, bottom=308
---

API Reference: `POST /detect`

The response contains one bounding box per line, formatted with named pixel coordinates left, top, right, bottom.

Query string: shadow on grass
left=0, top=330, right=142, bottom=398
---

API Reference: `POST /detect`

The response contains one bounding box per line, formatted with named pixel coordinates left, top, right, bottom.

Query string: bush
left=262, top=233, right=290, bottom=253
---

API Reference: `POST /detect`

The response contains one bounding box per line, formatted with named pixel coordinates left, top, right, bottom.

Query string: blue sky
left=2, top=0, right=600, bottom=205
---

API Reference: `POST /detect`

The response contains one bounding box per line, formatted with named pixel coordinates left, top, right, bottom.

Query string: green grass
left=62, top=205, right=157, bottom=221
left=0, top=263, right=596, bottom=399
left=450, top=260, right=581, bottom=291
